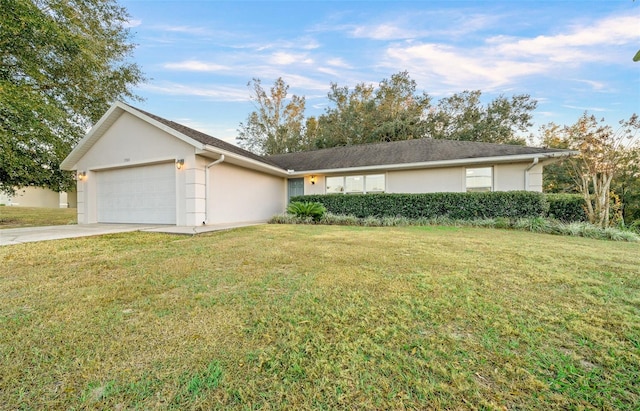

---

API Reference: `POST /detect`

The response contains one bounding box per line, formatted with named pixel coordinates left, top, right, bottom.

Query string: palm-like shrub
left=287, top=201, right=327, bottom=222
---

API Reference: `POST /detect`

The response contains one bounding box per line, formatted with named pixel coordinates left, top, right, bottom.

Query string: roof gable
left=61, top=102, right=279, bottom=170
left=62, top=102, right=575, bottom=174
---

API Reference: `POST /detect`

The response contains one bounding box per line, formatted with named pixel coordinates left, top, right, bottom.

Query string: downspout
left=204, top=155, right=225, bottom=225
left=524, top=157, right=539, bottom=191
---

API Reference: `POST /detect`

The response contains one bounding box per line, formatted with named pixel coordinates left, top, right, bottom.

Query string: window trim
left=325, top=174, right=386, bottom=194
left=465, top=166, right=493, bottom=192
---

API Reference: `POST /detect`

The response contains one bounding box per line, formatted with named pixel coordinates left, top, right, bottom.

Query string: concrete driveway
left=0, top=222, right=262, bottom=246
left=0, top=224, right=163, bottom=246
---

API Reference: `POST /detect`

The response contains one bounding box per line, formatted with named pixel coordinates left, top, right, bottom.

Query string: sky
left=120, top=0, right=640, bottom=146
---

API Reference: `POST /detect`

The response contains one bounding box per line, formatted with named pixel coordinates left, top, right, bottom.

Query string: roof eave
left=199, top=145, right=289, bottom=176
left=60, top=102, right=206, bottom=171
left=286, top=151, right=577, bottom=176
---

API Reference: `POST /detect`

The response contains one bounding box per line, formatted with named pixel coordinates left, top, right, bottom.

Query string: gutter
left=200, top=145, right=289, bottom=176
left=284, top=151, right=578, bottom=176
left=204, top=155, right=225, bottom=225
left=524, top=157, right=539, bottom=191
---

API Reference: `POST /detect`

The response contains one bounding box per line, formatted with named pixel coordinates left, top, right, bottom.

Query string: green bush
left=292, top=191, right=549, bottom=220
left=269, top=213, right=640, bottom=242
left=286, top=201, right=326, bottom=222
left=545, top=193, right=587, bottom=222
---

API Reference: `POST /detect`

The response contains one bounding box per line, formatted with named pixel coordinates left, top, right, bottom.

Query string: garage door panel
left=96, top=163, right=176, bottom=224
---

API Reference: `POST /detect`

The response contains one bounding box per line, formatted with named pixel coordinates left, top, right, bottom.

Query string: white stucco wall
left=386, top=167, right=465, bottom=193
left=525, top=163, right=544, bottom=192
left=73, top=112, right=196, bottom=224
left=207, top=162, right=286, bottom=224
left=0, top=187, right=74, bottom=208
left=302, top=162, right=546, bottom=195
left=74, top=112, right=195, bottom=171
left=304, top=175, right=326, bottom=195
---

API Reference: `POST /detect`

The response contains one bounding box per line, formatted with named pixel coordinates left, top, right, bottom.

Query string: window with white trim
left=325, top=174, right=385, bottom=194
left=466, top=167, right=493, bottom=192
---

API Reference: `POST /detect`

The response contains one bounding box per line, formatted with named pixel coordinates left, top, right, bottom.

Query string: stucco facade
left=65, top=104, right=288, bottom=226
left=62, top=102, right=574, bottom=227
left=296, top=162, right=544, bottom=196
left=0, top=187, right=77, bottom=208
left=207, top=163, right=286, bottom=225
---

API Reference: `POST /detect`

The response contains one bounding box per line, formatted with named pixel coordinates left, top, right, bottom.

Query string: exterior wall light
left=310, top=175, right=316, bottom=185
left=176, top=159, right=185, bottom=170
left=77, top=171, right=87, bottom=181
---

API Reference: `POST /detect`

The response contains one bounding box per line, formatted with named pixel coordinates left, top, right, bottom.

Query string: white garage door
left=96, top=163, right=176, bottom=224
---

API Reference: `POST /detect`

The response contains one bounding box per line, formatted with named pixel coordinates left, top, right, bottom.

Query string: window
left=345, top=176, right=364, bottom=193
left=326, top=176, right=344, bottom=193
left=366, top=174, right=385, bottom=193
left=466, top=167, right=492, bottom=192
left=326, top=174, right=385, bottom=194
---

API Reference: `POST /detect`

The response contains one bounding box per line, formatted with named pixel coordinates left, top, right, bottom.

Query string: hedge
left=545, top=193, right=587, bottom=222
left=292, top=191, right=550, bottom=220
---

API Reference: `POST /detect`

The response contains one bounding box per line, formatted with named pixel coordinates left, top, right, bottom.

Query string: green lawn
left=0, top=206, right=76, bottom=229
left=1, top=225, right=638, bottom=409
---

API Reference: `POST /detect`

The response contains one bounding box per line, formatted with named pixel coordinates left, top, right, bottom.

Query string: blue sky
left=121, top=0, right=640, bottom=145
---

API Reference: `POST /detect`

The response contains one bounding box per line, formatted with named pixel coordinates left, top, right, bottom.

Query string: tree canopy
left=314, top=71, right=431, bottom=148
left=0, top=0, right=144, bottom=195
left=237, top=78, right=311, bottom=155
left=542, top=113, right=640, bottom=227
left=424, top=91, right=536, bottom=145
left=238, top=72, right=538, bottom=154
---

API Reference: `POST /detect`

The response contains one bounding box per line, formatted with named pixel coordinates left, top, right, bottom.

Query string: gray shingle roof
left=265, top=139, right=573, bottom=171
left=128, top=105, right=281, bottom=168
left=126, top=105, right=573, bottom=173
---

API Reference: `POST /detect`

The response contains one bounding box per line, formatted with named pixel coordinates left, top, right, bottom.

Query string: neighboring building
left=0, top=187, right=76, bottom=208
left=60, top=102, right=576, bottom=226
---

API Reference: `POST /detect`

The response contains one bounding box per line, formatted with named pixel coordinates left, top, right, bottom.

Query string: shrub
left=319, top=213, right=360, bottom=226
left=545, top=194, right=587, bottom=222
left=627, top=220, right=640, bottom=233
left=286, top=201, right=326, bottom=222
left=293, top=191, right=549, bottom=220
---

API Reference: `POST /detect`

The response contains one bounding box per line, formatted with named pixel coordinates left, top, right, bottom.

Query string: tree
left=540, top=122, right=578, bottom=193
left=611, top=146, right=640, bottom=224
left=543, top=113, right=639, bottom=227
left=424, top=90, right=537, bottom=145
left=0, top=0, right=144, bottom=195
left=237, top=77, right=310, bottom=155
left=315, top=71, right=431, bottom=148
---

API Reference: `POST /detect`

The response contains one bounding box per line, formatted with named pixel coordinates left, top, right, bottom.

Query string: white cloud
left=159, top=25, right=212, bottom=36
left=571, top=79, right=607, bottom=91
left=352, top=24, right=423, bottom=40
left=384, top=43, right=548, bottom=90
left=487, top=15, right=639, bottom=63
left=124, top=19, right=142, bottom=28
left=326, top=58, right=352, bottom=69
left=381, top=13, right=637, bottom=91
left=163, top=60, right=229, bottom=72
left=269, top=52, right=313, bottom=65
left=563, top=104, right=609, bottom=112
left=250, top=37, right=321, bottom=52
left=139, top=82, right=248, bottom=102
left=346, top=11, right=501, bottom=41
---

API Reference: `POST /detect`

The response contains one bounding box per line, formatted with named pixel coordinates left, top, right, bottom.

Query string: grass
left=0, top=206, right=76, bottom=229
left=271, top=213, right=640, bottom=242
left=1, top=224, right=639, bottom=409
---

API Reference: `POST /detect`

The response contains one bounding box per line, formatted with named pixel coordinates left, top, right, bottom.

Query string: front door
left=287, top=178, right=304, bottom=202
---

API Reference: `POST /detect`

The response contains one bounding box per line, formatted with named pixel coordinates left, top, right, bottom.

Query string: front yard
left=1, top=225, right=638, bottom=409
left=0, top=206, right=76, bottom=229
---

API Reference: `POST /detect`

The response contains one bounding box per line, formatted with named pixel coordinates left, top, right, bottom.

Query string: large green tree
left=237, top=77, right=310, bottom=155
left=424, top=90, right=537, bottom=145
left=315, top=71, right=431, bottom=148
left=0, top=0, right=143, bottom=195
left=542, top=114, right=640, bottom=227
